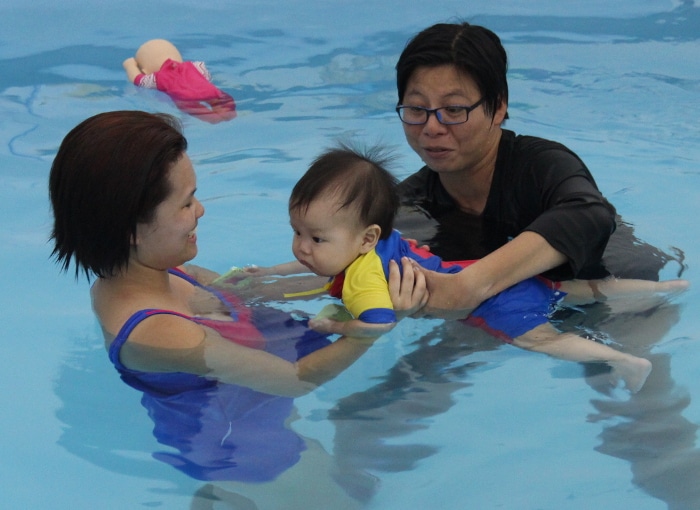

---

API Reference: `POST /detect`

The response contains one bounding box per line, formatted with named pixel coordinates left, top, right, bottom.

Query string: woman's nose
left=422, top=112, right=447, bottom=135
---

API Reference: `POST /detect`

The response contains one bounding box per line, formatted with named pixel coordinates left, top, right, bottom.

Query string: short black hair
left=396, top=22, right=509, bottom=119
left=49, top=110, right=187, bottom=279
left=289, top=143, right=399, bottom=240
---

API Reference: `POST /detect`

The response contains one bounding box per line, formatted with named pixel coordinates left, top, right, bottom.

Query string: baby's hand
left=211, top=266, right=252, bottom=287
left=243, top=265, right=275, bottom=276
left=242, top=261, right=308, bottom=277
left=308, top=317, right=344, bottom=335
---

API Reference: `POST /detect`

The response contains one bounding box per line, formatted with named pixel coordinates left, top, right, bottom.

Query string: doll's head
left=135, top=39, right=183, bottom=74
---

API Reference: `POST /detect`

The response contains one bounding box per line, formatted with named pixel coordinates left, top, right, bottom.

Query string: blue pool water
left=1, top=1, right=699, bottom=508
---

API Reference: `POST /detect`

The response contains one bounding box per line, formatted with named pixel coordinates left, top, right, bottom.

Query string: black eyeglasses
left=396, top=98, right=485, bottom=125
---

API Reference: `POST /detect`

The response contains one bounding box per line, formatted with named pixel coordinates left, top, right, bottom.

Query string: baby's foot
left=653, top=279, right=690, bottom=295
left=608, top=357, right=652, bottom=393
left=604, top=279, right=689, bottom=314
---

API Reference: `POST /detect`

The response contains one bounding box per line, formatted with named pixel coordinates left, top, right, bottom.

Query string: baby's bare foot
left=654, top=279, right=690, bottom=295
left=605, top=279, right=689, bottom=314
left=608, top=357, right=652, bottom=393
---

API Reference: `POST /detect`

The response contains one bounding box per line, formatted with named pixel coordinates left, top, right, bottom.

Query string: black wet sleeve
left=518, top=150, right=617, bottom=276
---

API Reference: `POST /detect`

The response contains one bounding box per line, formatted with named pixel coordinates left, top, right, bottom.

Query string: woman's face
left=133, top=153, right=205, bottom=270
left=400, top=64, right=506, bottom=176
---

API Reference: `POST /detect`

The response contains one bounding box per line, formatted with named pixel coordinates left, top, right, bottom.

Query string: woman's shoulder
left=92, top=273, right=204, bottom=350
left=396, top=165, right=451, bottom=208
left=498, top=129, right=589, bottom=178
left=397, top=165, right=434, bottom=189
left=124, top=311, right=205, bottom=349
left=505, top=130, right=583, bottom=162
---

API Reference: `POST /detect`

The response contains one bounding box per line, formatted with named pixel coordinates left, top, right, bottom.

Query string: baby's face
left=290, top=196, right=367, bottom=277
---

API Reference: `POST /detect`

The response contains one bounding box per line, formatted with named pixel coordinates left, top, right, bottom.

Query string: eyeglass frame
left=395, top=98, right=485, bottom=125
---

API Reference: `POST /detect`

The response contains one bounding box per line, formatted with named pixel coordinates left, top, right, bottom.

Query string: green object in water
left=315, top=304, right=353, bottom=322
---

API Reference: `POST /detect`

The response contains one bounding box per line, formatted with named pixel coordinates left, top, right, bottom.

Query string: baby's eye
left=312, top=237, right=324, bottom=243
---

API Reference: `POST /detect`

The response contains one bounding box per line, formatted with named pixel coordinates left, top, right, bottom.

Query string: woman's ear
left=131, top=223, right=145, bottom=246
left=359, top=225, right=381, bottom=254
left=130, top=227, right=139, bottom=246
left=492, top=98, right=508, bottom=126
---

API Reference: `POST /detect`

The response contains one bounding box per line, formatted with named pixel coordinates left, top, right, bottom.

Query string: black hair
left=49, top=110, right=187, bottom=279
left=396, top=22, right=509, bottom=119
left=289, top=142, right=399, bottom=240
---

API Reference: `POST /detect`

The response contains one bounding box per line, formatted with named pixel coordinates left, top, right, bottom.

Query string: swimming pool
left=2, top=0, right=698, bottom=508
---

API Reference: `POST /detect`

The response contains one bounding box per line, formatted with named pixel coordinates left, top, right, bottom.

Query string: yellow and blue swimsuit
left=328, top=230, right=566, bottom=342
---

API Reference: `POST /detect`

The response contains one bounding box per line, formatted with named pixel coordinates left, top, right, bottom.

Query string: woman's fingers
left=388, top=258, right=429, bottom=316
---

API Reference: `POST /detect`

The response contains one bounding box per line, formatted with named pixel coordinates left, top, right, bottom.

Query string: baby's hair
left=290, top=142, right=399, bottom=239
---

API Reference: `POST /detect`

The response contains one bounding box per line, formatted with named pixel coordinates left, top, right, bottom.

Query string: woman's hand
left=388, top=257, right=428, bottom=319
left=309, top=316, right=395, bottom=339
left=420, top=268, right=475, bottom=320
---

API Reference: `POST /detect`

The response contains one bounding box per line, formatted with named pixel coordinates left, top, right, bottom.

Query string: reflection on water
left=329, top=320, right=499, bottom=499
left=589, top=305, right=700, bottom=509
left=324, top=300, right=694, bottom=508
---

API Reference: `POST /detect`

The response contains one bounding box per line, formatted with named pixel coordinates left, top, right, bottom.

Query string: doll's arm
left=123, top=57, right=142, bottom=83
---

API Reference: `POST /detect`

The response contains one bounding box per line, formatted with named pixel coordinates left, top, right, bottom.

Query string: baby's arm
left=246, top=260, right=309, bottom=276
left=123, top=57, right=142, bottom=82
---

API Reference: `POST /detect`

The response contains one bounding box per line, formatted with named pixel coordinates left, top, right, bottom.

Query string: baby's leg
left=513, top=323, right=652, bottom=393
left=560, top=278, right=689, bottom=306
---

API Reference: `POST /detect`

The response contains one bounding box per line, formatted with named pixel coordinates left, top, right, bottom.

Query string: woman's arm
left=119, top=313, right=375, bottom=398
left=202, top=327, right=375, bottom=396
left=120, top=258, right=427, bottom=397
left=421, top=231, right=567, bottom=314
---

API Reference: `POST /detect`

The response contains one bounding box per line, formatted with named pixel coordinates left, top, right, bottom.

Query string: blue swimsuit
left=107, top=268, right=330, bottom=482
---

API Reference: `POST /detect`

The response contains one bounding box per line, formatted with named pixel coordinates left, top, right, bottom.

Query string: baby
left=123, top=39, right=236, bottom=123
left=250, top=144, right=688, bottom=392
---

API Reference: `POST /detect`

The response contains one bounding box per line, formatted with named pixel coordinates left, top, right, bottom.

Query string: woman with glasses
left=393, top=22, right=679, bottom=316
